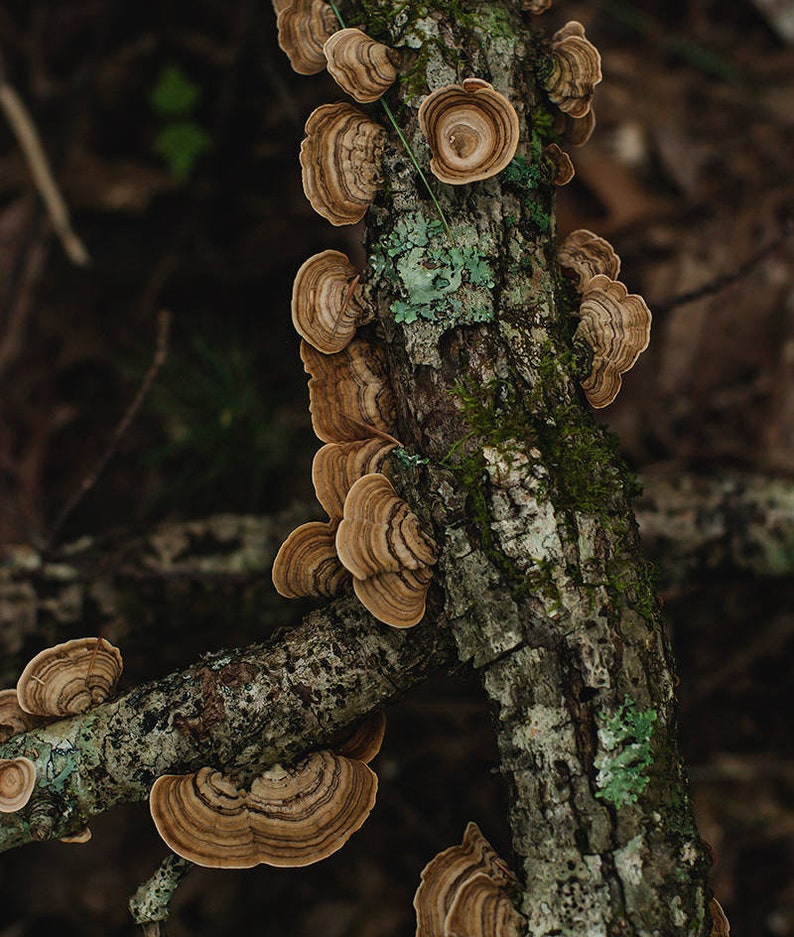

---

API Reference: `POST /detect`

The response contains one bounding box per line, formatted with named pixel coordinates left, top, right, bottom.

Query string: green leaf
left=153, top=121, right=211, bottom=182
left=150, top=63, right=202, bottom=116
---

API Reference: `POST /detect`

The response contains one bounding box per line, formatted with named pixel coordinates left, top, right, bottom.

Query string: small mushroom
left=271, top=520, right=351, bottom=598
left=445, top=871, right=523, bottom=937
left=418, top=78, right=520, bottom=185
left=301, top=338, right=397, bottom=444
left=323, top=28, right=399, bottom=103
left=291, top=249, right=374, bottom=354
left=300, top=102, right=386, bottom=226
left=544, top=21, right=602, bottom=118
left=0, top=757, right=36, bottom=813
left=0, top=688, right=47, bottom=742
left=709, top=898, right=730, bottom=936
left=276, top=0, right=337, bottom=75
left=574, top=274, right=652, bottom=408
left=59, top=826, right=93, bottom=844
left=336, top=473, right=437, bottom=580
left=312, top=437, right=397, bottom=521
left=246, top=750, right=377, bottom=867
left=558, top=228, right=621, bottom=292
left=557, top=107, right=596, bottom=147
left=545, top=142, right=575, bottom=186
left=150, top=768, right=253, bottom=869
left=522, top=0, right=553, bottom=10
left=331, top=710, right=387, bottom=764
left=353, top=565, right=434, bottom=629
left=414, top=821, right=517, bottom=937
left=16, top=636, right=123, bottom=717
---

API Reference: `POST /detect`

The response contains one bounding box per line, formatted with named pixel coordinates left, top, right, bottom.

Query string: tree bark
left=0, top=3, right=716, bottom=935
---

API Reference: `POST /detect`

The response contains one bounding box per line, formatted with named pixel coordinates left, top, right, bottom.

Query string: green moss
left=595, top=695, right=657, bottom=808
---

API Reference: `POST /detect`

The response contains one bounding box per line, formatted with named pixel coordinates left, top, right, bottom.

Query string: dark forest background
left=0, top=1, right=793, bottom=934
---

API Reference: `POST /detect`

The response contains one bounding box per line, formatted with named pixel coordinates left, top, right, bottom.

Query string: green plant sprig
left=326, top=0, right=454, bottom=243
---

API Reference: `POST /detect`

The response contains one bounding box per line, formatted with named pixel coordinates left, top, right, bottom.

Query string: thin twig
left=0, top=76, right=90, bottom=266
left=46, top=309, right=172, bottom=548
left=129, top=854, right=194, bottom=933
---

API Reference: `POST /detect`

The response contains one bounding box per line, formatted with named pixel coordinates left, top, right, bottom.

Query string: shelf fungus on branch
left=574, top=274, right=652, bottom=409
left=276, top=0, right=337, bottom=75
left=149, top=751, right=377, bottom=869
left=330, top=710, right=387, bottom=764
left=0, top=757, right=37, bottom=813
left=291, top=249, right=374, bottom=354
left=0, top=689, right=48, bottom=742
left=545, top=142, right=575, bottom=186
left=323, top=28, right=399, bottom=103
left=543, top=21, right=602, bottom=119
left=16, top=636, right=123, bottom=717
left=558, top=228, right=621, bottom=292
left=336, top=473, right=437, bottom=628
left=300, top=338, right=397, bottom=444
left=556, top=107, right=596, bottom=147
left=414, top=821, right=521, bottom=937
left=271, top=520, right=350, bottom=599
left=300, top=102, right=386, bottom=226
left=418, top=78, right=520, bottom=185
left=312, top=437, right=397, bottom=521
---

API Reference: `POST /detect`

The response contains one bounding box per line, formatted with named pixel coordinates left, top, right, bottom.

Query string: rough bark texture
left=0, top=3, right=716, bottom=934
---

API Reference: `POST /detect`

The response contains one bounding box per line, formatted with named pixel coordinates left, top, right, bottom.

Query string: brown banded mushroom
left=300, top=338, right=397, bottom=444
left=16, top=636, right=123, bottom=717
left=271, top=520, right=351, bottom=598
left=574, top=274, right=652, bottom=408
left=323, top=28, right=399, bottom=103
left=331, top=710, right=387, bottom=763
left=414, top=821, right=518, bottom=937
left=0, top=688, right=47, bottom=742
left=276, top=0, right=337, bottom=75
left=557, top=107, right=596, bottom=147
left=300, top=102, right=386, bottom=226
left=291, top=249, right=374, bottom=354
left=353, top=565, right=434, bottom=629
left=558, top=228, right=621, bottom=292
left=59, top=827, right=93, bottom=844
left=709, top=898, right=731, bottom=936
left=312, top=437, right=397, bottom=521
left=246, top=750, right=377, bottom=867
left=336, top=473, right=437, bottom=579
left=418, top=78, right=520, bottom=185
left=544, top=21, right=602, bottom=118
left=0, top=757, right=37, bottom=813
left=445, top=871, right=523, bottom=937
left=545, top=142, right=575, bottom=186
left=522, top=0, right=553, bottom=11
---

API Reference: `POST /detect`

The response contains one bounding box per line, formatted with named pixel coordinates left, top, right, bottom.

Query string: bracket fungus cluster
left=543, top=21, right=602, bottom=119
left=418, top=79, right=520, bottom=185
left=414, top=822, right=522, bottom=937
left=150, top=750, right=377, bottom=869
left=300, top=102, right=386, bottom=226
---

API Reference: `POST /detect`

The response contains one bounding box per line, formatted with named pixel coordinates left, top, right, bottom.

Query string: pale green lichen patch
left=594, top=695, right=657, bottom=808
left=392, top=447, right=429, bottom=468
left=370, top=212, right=496, bottom=326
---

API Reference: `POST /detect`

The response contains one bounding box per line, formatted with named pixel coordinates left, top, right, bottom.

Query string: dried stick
left=129, top=854, right=194, bottom=934
left=46, top=309, right=172, bottom=547
left=0, top=73, right=90, bottom=267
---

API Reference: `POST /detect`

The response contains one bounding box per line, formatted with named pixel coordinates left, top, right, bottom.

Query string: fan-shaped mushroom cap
left=276, top=0, right=337, bottom=75
left=291, top=249, right=373, bottom=354
left=271, top=520, right=351, bottom=598
left=300, top=102, right=386, bottom=226
left=0, top=757, right=36, bottom=813
left=709, top=898, right=730, bottom=936
left=312, top=438, right=397, bottom=520
left=336, top=473, right=437, bottom=580
left=301, top=339, right=397, bottom=443
left=574, top=274, right=652, bottom=408
left=0, top=689, right=47, bottom=742
left=545, top=21, right=602, bottom=118
left=522, top=0, right=553, bottom=10
left=323, top=28, right=399, bottom=103
left=558, top=228, right=621, bottom=292
left=354, top=565, right=434, bottom=628
left=150, top=768, right=253, bottom=868
left=17, top=637, right=123, bottom=717
left=414, top=821, right=517, bottom=937
left=545, top=142, right=575, bottom=186
left=445, top=871, right=523, bottom=937
left=271, top=0, right=292, bottom=13
left=59, top=826, right=93, bottom=844
left=557, top=107, right=596, bottom=147
left=247, top=750, right=377, bottom=867
left=331, top=710, right=387, bottom=764
left=418, top=79, right=520, bottom=185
